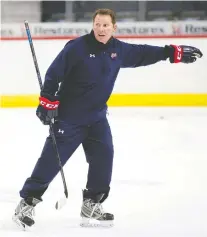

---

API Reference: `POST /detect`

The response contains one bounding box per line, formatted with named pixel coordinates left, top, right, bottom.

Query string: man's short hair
left=93, top=9, right=116, bottom=24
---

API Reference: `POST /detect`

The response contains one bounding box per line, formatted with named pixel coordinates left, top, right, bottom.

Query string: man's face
left=93, top=14, right=117, bottom=44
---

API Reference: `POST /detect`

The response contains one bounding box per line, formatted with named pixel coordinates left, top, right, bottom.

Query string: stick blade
left=55, top=197, right=67, bottom=210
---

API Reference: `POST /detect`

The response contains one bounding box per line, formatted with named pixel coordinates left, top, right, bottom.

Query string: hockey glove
left=165, top=45, right=203, bottom=64
left=36, top=93, right=59, bottom=125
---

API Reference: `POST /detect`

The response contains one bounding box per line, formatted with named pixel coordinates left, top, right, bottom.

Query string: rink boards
left=1, top=37, right=207, bottom=107
left=1, top=94, right=207, bottom=108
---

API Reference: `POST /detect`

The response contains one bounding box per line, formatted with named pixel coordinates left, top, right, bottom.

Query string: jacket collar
left=87, top=30, right=114, bottom=50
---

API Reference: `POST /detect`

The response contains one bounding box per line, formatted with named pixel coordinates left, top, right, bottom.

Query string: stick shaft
left=24, top=20, right=68, bottom=199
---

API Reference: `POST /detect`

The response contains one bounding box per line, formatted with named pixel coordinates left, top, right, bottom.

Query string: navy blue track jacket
left=42, top=31, right=168, bottom=124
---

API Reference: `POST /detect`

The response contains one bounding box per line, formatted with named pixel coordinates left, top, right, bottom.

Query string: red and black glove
left=36, top=93, right=60, bottom=125
left=165, top=45, right=203, bottom=64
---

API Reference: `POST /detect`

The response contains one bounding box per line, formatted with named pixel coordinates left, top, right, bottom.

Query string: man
left=13, top=9, right=203, bottom=229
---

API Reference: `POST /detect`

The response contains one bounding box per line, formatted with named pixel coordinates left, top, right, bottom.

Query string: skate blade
left=12, top=215, right=30, bottom=231
left=80, top=218, right=114, bottom=228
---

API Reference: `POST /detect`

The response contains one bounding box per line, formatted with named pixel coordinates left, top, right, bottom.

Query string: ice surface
left=1, top=107, right=207, bottom=237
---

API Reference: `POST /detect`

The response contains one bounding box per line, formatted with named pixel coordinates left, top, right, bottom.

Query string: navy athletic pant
left=20, top=117, right=114, bottom=199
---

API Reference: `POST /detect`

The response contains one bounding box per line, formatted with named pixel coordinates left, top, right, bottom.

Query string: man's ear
left=113, top=24, right=117, bottom=33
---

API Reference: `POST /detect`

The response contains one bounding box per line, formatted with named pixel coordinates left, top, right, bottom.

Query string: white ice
left=0, top=107, right=207, bottom=237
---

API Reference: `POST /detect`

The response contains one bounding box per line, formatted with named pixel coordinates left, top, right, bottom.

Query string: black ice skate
left=12, top=197, right=41, bottom=229
left=80, top=189, right=114, bottom=227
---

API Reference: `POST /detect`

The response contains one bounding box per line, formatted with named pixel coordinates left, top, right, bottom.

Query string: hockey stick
left=24, top=20, right=68, bottom=210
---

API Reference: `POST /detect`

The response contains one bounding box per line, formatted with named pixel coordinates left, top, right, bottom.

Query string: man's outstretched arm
left=120, top=42, right=203, bottom=68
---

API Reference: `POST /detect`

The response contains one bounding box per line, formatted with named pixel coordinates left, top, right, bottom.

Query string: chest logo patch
left=90, top=54, right=95, bottom=58
left=111, top=53, right=117, bottom=59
